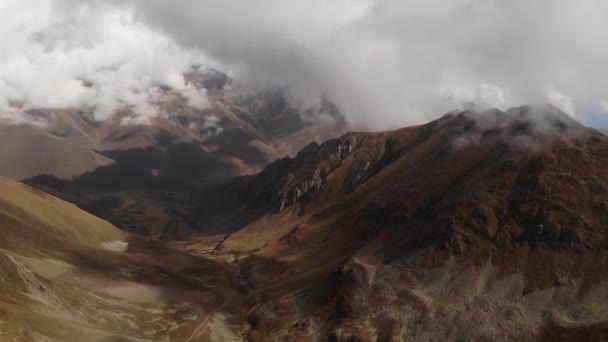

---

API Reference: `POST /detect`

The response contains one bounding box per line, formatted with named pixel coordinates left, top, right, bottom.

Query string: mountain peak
left=195, top=105, right=604, bottom=235
left=442, top=104, right=582, bottom=132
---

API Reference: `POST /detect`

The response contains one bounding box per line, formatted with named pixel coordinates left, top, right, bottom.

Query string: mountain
left=8, top=70, right=345, bottom=238
left=173, top=105, right=608, bottom=341
left=15, top=104, right=608, bottom=340
left=0, top=177, right=243, bottom=341
left=600, top=128, right=608, bottom=136
left=3, top=69, right=345, bottom=185
left=0, top=115, right=114, bottom=180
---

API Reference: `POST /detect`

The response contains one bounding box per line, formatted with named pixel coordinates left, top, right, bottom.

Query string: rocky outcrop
left=277, top=136, right=361, bottom=211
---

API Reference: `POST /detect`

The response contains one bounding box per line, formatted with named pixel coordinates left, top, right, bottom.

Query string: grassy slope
left=0, top=177, right=123, bottom=247
left=0, top=124, right=114, bottom=180
left=0, top=178, right=242, bottom=341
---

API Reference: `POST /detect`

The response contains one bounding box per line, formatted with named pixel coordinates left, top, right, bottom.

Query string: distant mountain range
left=3, top=69, right=346, bottom=238
left=2, top=69, right=345, bottom=185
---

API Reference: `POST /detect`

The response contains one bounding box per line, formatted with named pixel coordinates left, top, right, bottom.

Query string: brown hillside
left=0, top=178, right=243, bottom=341
left=178, top=105, right=608, bottom=341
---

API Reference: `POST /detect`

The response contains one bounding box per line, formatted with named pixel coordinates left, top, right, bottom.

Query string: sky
left=587, top=113, right=608, bottom=129
left=1, top=0, right=608, bottom=129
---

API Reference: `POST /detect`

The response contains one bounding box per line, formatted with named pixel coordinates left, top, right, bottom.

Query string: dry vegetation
left=5, top=106, right=608, bottom=341
left=174, top=106, right=608, bottom=341
left=0, top=178, right=244, bottom=341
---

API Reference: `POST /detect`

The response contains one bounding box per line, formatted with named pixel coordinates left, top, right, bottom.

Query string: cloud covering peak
left=0, top=0, right=210, bottom=125
left=2, top=0, right=608, bottom=129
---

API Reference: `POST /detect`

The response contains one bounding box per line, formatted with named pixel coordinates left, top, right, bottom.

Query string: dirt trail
left=1, top=249, right=154, bottom=341
left=185, top=292, right=233, bottom=342
left=3, top=250, right=85, bottom=324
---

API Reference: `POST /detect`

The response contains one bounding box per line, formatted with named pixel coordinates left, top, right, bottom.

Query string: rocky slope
left=175, top=105, right=608, bottom=341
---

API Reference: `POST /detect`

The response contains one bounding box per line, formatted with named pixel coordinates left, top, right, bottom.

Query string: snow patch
left=102, top=241, right=129, bottom=253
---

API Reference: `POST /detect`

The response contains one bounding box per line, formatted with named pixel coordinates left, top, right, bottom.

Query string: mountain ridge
left=177, top=105, right=608, bottom=341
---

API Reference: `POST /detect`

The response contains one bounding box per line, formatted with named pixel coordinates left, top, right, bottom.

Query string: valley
left=3, top=1, right=608, bottom=340
left=3, top=105, right=608, bottom=341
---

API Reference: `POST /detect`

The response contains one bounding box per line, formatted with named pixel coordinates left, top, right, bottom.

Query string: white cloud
left=437, top=83, right=514, bottom=112
left=2, top=0, right=608, bottom=129
left=0, top=0, right=211, bottom=125
left=203, top=114, right=224, bottom=136
left=181, top=85, right=210, bottom=110
left=545, top=88, right=576, bottom=118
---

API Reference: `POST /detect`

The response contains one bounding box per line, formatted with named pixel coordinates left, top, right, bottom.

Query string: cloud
left=120, top=0, right=608, bottom=129
left=545, top=87, right=576, bottom=118
left=0, top=0, right=210, bottom=125
left=2, top=0, right=608, bottom=129
left=202, top=114, right=224, bottom=136
left=437, top=83, right=513, bottom=112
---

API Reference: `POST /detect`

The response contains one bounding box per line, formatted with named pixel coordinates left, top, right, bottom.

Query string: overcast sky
left=1, top=0, right=608, bottom=129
